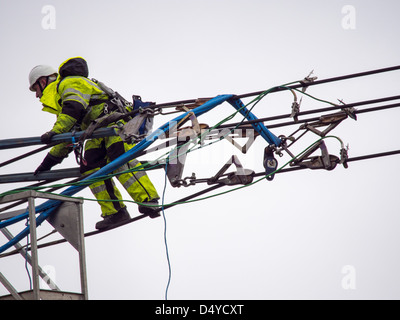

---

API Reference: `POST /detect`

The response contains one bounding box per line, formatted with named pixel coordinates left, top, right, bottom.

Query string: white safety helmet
left=29, top=65, right=58, bottom=91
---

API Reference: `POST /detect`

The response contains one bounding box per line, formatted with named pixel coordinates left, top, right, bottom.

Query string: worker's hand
left=34, top=153, right=63, bottom=175
left=40, top=131, right=56, bottom=144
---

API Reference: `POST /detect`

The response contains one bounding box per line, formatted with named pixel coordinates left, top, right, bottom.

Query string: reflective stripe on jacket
left=55, top=76, right=108, bottom=132
left=40, top=57, right=109, bottom=158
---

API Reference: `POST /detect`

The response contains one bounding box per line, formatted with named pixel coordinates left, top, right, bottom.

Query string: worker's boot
left=95, top=207, right=131, bottom=230
left=138, top=199, right=160, bottom=218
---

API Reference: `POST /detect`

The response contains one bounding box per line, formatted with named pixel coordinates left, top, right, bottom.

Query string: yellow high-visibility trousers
left=82, top=135, right=159, bottom=217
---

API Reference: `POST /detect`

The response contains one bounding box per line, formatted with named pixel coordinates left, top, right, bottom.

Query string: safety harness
left=66, top=79, right=155, bottom=166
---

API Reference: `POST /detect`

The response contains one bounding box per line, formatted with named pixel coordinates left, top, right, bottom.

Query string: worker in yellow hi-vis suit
left=29, top=57, right=160, bottom=230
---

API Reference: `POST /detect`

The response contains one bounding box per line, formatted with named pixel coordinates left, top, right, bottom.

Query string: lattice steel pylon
left=0, top=190, right=88, bottom=300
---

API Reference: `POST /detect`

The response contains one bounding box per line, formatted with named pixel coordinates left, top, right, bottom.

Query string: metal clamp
left=263, top=145, right=278, bottom=181
left=291, top=140, right=339, bottom=171
left=208, top=155, right=254, bottom=186
left=166, top=155, right=254, bottom=188
left=300, top=70, right=318, bottom=93
left=290, top=101, right=300, bottom=123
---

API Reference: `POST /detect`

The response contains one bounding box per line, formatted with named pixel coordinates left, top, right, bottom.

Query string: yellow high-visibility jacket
left=40, top=57, right=109, bottom=159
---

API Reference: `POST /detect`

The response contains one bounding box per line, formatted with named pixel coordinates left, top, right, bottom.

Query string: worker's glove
left=40, top=131, right=56, bottom=144
left=34, top=153, right=63, bottom=175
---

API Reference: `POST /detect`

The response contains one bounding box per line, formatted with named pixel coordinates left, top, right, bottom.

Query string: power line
left=237, top=65, right=400, bottom=99
left=151, top=65, right=400, bottom=108
left=1, top=96, right=399, bottom=184
left=2, top=146, right=399, bottom=258
left=2, top=65, right=400, bottom=255
left=217, top=96, right=400, bottom=130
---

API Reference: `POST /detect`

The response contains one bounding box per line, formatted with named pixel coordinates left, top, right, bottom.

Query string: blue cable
left=1, top=94, right=278, bottom=255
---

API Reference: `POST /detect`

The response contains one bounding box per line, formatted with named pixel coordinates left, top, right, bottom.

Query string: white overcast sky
left=1, top=0, right=400, bottom=300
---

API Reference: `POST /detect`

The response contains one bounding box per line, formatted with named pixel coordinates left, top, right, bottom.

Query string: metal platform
left=0, top=190, right=88, bottom=300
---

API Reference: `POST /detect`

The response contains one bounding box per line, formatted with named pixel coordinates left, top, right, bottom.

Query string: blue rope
left=162, top=161, right=171, bottom=300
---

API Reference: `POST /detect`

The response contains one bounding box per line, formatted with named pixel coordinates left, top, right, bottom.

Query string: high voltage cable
left=238, top=65, right=400, bottom=99
left=152, top=65, right=400, bottom=108
left=3, top=136, right=344, bottom=256
left=0, top=65, right=399, bottom=166
left=0, top=94, right=398, bottom=208
left=1, top=93, right=399, bottom=211
left=1, top=65, right=400, bottom=254
left=2, top=144, right=400, bottom=258
left=0, top=94, right=398, bottom=176
left=225, top=101, right=400, bottom=131
left=1, top=64, right=400, bottom=305
left=217, top=95, right=400, bottom=130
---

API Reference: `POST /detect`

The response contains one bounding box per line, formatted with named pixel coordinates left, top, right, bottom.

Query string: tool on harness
left=68, top=129, right=87, bottom=166
left=73, top=142, right=87, bottom=167
left=118, top=95, right=155, bottom=144
left=91, top=79, right=131, bottom=115
left=86, top=79, right=155, bottom=143
left=77, top=112, right=125, bottom=144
